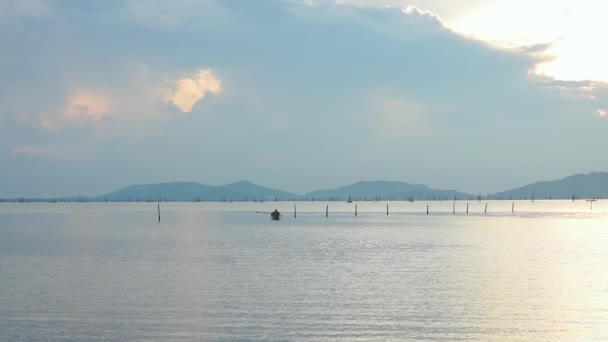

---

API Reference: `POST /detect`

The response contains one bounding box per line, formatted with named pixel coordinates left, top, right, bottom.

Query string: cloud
left=63, top=92, right=113, bottom=127
left=2, top=0, right=608, bottom=197
left=13, top=91, right=114, bottom=132
left=164, top=69, right=222, bottom=113
left=1, top=61, right=178, bottom=133
left=401, top=5, right=446, bottom=27
left=300, top=0, right=484, bottom=20
left=536, top=79, right=598, bottom=101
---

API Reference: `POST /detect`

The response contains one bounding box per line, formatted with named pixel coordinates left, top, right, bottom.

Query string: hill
left=215, top=180, right=298, bottom=201
left=11, top=172, right=608, bottom=202
left=488, top=172, right=608, bottom=200
left=305, top=181, right=472, bottom=201
left=96, top=180, right=297, bottom=202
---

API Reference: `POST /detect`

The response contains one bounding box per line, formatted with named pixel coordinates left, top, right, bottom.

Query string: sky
left=1, top=0, right=607, bottom=197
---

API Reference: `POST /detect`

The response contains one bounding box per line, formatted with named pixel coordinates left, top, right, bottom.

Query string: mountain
left=386, top=189, right=475, bottom=201
left=95, top=180, right=473, bottom=202
left=12, top=172, right=608, bottom=202
left=215, top=180, right=297, bottom=201
left=305, top=181, right=473, bottom=201
left=488, top=172, right=608, bottom=200
left=307, top=181, right=427, bottom=200
left=96, top=182, right=214, bottom=201
left=96, top=181, right=298, bottom=202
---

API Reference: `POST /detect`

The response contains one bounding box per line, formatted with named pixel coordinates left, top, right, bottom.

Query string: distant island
left=2, top=172, right=607, bottom=202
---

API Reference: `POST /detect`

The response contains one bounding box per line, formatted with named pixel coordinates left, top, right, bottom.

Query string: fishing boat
left=271, top=209, right=281, bottom=220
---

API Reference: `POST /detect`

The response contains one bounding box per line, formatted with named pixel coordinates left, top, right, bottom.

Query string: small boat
left=271, top=210, right=281, bottom=220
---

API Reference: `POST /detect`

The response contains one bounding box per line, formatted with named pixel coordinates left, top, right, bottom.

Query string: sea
left=1, top=200, right=607, bottom=341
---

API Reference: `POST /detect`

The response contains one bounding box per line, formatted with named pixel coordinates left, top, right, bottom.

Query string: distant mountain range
left=97, top=180, right=298, bottom=202
left=93, top=180, right=473, bottom=202
left=93, top=172, right=608, bottom=202
left=305, top=181, right=472, bottom=201
left=3, top=172, right=607, bottom=202
left=488, top=172, right=608, bottom=200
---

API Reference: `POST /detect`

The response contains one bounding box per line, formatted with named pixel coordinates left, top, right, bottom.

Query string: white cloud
left=164, top=69, right=222, bottom=113
left=445, top=0, right=608, bottom=83
left=302, top=0, right=483, bottom=20
left=325, top=0, right=608, bottom=84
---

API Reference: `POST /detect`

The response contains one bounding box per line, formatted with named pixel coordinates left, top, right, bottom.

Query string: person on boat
left=271, top=209, right=280, bottom=220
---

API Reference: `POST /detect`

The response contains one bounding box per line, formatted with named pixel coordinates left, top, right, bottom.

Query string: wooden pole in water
left=453, top=201, right=455, bottom=215
left=326, top=205, right=328, bottom=217
left=588, top=199, right=596, bottom=211
left=484, top=203, right=488, bottom=214
left=466, top=203, right=469, bottom=214
left=294, top=204, right=297, bottom=218
left=426, top=204, right=429, bottom=215
left=355, top=204, right=358, bottom=217
left=387, top=204, right=389, bottom=215
left=157, top=203, right=160, bottom=222
left=512, top=202, right=515, bottom=213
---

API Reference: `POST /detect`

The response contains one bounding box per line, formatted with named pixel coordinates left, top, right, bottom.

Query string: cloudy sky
left=1, top=0, right=607, bottom=197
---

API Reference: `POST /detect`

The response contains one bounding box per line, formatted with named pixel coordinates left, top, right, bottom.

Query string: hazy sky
left=1, top=0, right=607, bottom=197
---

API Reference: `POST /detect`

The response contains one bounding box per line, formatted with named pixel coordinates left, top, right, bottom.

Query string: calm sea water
left=1, top=201, right=608, bottom=341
